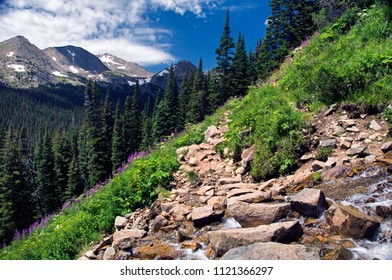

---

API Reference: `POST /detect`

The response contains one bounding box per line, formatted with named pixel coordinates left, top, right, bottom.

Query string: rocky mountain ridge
left=0, top=35, right=192, bottom=89
left=80, top=105, right=392, bottom=260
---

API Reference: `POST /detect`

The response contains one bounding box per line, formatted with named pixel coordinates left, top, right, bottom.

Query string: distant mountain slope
left=149, top=60, right=196, bottom=89
left=44, top=46, right=109, bottom=79
left=98, top=53, right=153, bottom=78
left=0, top=36, right=59, bottom=87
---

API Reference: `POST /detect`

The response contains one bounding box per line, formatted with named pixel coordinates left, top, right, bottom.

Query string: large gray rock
left=204, top=125, right=220, bottom=140
left=208, top=221, right=303, bottom=257
left=369, top=120, right=382, bottom=131
left=381, top=141, right=392, bottom=154
left=241, top=145, right=255, bottom=168
left=347, top=145, right=370, bottom=157
left=221, top=242, right=320, bottom=260
left=227, top=200, right=291, bottom=228
left=114, top=216, right=128, bottom=231
left=191, top=205, right=224, bottom=228
left=290, top=188, right=329, bottom=217
left=103, top=246, right=117, bottom=260
left=112, top=229, right=146, bottom=248
left=325, top=203, right=380, bottom=239
left=319, top=139, right=337, bottom=148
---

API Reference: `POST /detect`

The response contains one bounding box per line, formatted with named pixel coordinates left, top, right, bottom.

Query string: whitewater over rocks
left=80, top=106, right=392, bottom=260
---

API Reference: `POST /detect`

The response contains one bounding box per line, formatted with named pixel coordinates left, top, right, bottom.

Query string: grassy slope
left=223, top=4, right=391, bottom=182
left=1, top=4, right=390, bottom=260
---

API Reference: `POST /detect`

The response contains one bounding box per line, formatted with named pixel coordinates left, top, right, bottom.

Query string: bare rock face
left=227, top=200, right=291, bottom=228
left=290, top=189, right=329, bottom=218
left=325, top=203, right=380, bottom=239
left=221, top=242, right=321, bottom=260
left=207, top=221, right=303, bottom=257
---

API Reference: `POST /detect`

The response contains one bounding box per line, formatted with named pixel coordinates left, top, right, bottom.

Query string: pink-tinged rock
left=241, top=145, right=256, bottom=168
left=227, top=200, right=290, bottom=227
left=208, top=221, right=303, bottom=257
left=191, top=205, right=224, bottom=227
left=325, top=203, right=380, bottom=239
left=290, top=188, right=329, bottom=217
left=381, top=142, right=392, bottom=154
left=312, top=160, right=326, bottom=171
left=204, top=125, right=220, bottom=140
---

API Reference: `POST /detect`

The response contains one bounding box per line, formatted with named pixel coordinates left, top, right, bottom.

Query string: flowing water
left=340, top=171, right=392, bottom=260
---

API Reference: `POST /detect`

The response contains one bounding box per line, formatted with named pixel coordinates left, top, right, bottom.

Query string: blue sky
left=0, top=0, right=270, bottom=72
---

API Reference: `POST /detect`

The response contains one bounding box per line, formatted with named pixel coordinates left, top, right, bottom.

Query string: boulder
left=169, top=204, right=191, bottom=222
left=346, top=126, right=359, bottom=133
left=340, top=140, right=351, bottom=150
left=300, top=154, right=314, bottom=162
left=358, top=132, right=369, bottom=141
left=112, top=229, right=146, bottom=248
left=186, top=144, right=201, bottom=158
left=229, top=190, right=272, bottom=203
left=103, top=246, right=117, bottom=260
left=221, top=242, right=320, bottom=260
left=218, top=176, right=242, bottom=185
left=84, top=250, right=97, bottom=260
left=151, top=215, right=168, bottom=232
left=319, top=139, right=337, bottom=148
left=381, top=142, right=392, bottom=154
left=290, top=188, right=329, bottom=217
left=369, top=120, right=382, bottom=131
left=207, top=196, right=226, bottom=210
left=114, top=216, right=128, bottom=231
left=312, top=160, right=326, bottom=171
left=191, top=205, right=224, bottom=227
left=196, top=185, right=215, bottom=196
left=218, top=183, right=258, bottom=192
left=241, top=145, right=256, bottom=168
left=235, top=166, right=246, bottom=175
left=204, top=125, right=220, bottom=140
left=189, top=157, right=198, bottom=166
left=227, top=200, right=290, bottom=227
left=347, top=145, right=370, bottom=157
left=325, top=203, right=380, bottom=239
left=333, top=126, right=346, bottom=136
left=207, top=221, right=303, bottom=257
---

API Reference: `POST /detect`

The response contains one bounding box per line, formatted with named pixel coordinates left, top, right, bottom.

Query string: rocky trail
left=80, top=105, right=392, bottom=260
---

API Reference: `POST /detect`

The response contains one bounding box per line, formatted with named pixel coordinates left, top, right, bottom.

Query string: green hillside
left=0, top=2, right=391, bottom=260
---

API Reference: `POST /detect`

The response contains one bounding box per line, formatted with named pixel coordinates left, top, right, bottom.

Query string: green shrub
left=315, top=147, right=334, bottom=162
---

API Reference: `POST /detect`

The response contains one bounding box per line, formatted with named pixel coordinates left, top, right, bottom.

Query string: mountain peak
left=97, top=53, right=153, bottom=78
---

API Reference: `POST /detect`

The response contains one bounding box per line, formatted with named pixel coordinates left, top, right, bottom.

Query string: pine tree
left=139, top=97, right=153, bottom=151
left=102, top=92, right=114, bottom=176
left=35, top=130, right=57, bottom=214
left=257, top=0, right=318, bottom=79
left=215, top=8, right=235, bottom=101
left=154, top=66, right=179, bottom=139
left=111, top=100, right=123, bottom=171
left=65, top=155, right=83, bottom=200
left=187, top=58, right=206, bottom=123
left=152, top=90, right=165, bottom=142
left=230, top=33, right=250, bottom=97
left=130, top=81, right=141, bottom=153
left=122, top=95, right=133, bottom=160
left=178, top=72, right=193, bottom=129
left=52, top=130, right=72, bottom=204
left=0, top=127, right=32, bottom=243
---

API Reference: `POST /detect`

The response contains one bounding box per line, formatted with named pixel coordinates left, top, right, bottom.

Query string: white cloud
left=0, top=0, right=217, bottom=66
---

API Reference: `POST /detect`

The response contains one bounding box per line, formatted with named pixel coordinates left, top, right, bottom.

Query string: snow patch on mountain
left=52, top=71, right=67, bottom=77
left=7, top=64, right=25, bottom=72
left=6, top=52, right=14, bottom=57
left=99, top=54, right=121, bottom=66
left=69, top=66, right=79, bottom=74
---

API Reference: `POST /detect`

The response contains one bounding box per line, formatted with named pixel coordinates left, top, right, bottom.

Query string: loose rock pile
left=80, top=106, right=392, bottom=260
